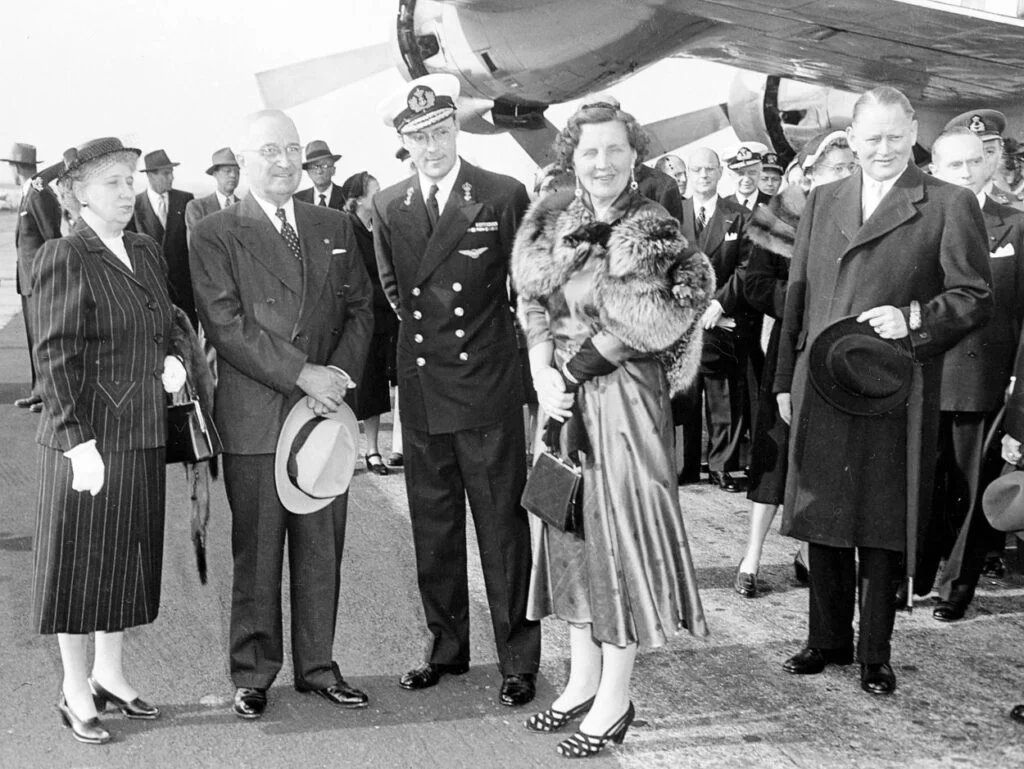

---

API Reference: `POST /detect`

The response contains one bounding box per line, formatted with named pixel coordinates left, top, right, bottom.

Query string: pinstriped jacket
left=32, top=221, right=175, bottom=452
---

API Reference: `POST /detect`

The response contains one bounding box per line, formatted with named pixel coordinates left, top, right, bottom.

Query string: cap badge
left=736, top=147, right=753, bottom=162
left=408, top=86, right=436, bottom=114
left=969, top=115, right=986, bottom=133
left=462, top=182, right=473, bottom=202
left=764, top=152, right=778, bottom=165
left=404, top=187, right=415, bottom=206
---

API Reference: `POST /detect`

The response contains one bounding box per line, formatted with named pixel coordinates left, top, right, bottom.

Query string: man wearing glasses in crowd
left=295, top=140, right=345, bottom=209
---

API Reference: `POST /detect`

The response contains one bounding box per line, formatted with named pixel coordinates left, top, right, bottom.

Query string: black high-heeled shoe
left=525, top=696, right=595, bottom=733
left=556, top=701, right=635, bottom=758
left=89, top=677, right=160, bottom=720
left=58, top=694, right=111, bottom=745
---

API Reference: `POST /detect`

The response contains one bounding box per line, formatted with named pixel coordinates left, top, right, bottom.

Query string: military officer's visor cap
left=944, top=109, right=1006, bottom=141
left=380, top=74, right=460, bottom=134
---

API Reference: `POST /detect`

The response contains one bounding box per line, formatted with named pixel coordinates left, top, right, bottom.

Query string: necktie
left=318, top=193, right=327, bottom=207
left=426, top=184, right=440, bottom=233
left=156, top=194, right=167, bottom=227
left=223, top=195, right=235, bottom=208
left=696, top=205, right=707, bottom=235
left=276, top=208, right=301, bottom=259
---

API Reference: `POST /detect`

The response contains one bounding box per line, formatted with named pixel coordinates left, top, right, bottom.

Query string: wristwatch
left=909, top=300, right=922, bottom=332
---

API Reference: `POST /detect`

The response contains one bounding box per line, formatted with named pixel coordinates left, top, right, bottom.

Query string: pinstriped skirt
left=31, top=446, right=166, bottom=634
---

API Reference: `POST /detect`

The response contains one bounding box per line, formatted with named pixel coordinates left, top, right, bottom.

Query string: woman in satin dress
left=511, top=101, right=713, bottom=759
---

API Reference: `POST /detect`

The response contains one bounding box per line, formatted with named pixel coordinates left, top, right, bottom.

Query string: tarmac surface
left=1, top=210, right=1024, bottom=768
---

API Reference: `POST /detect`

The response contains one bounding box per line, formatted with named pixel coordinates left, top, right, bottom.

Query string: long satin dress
left=521, top=204, right=708, bottom=649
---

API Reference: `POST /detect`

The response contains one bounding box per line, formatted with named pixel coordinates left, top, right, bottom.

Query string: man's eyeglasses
left=243, top=144, right=303, bottom=160
left=308, top=162, right=335, bottom=172
left=403, top=126, right=454, bottom=149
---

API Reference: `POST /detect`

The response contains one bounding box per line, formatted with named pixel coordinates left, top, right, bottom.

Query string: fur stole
left=745, top=184, right=806, bottom=259
left=512, top=191, right=715, bottom=394
left=168, top=307, right=215, bottom=418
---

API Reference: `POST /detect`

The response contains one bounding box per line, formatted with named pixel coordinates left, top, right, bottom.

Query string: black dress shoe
left=933, top=587, right=972, bottom=623
left=387, top=451, right=404, bottom=467
left=297, top=677, right=368, bottom=708
left=233, top=687, right=267, bottom=719
left=1010, top=704, right=1024, bottom=724
left=499, top=673, right=536, bottom=707
left=982, top=554, right=1006, bottom=579
left=860, top=662, right=896, bottom=695
left=399, top=661, right=470, bottom=690
left=88, top=676, right=160, bottom=719
left=783, top=646, right=854, bottom=675
left=708, top=470, right=745, bottom=493
left=734, top=564, right=757, bottom=598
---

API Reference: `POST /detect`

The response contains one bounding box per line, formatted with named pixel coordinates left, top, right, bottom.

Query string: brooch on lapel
left=462, top=182, right=473, bottom=202
left=31, top=177, right=45, bottom=192
left=404, top=187, right=414, bottom=206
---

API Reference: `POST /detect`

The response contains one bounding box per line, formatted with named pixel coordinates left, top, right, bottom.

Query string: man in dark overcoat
left=190, top=110, right=374, bottom=719
left=775, top=87, right=993, bottom=695
left=184, top=147, right=241, bottom=238
left=918, top=125, right=1024, bottom=621
left=373, top=73, right=540, bottom=706
left=294, top=140, right=345, bottom=209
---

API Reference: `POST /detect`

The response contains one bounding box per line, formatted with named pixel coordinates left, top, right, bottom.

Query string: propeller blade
left=507, top=119, right=561, bottom=166
left=255, top=42, right=394, bottom=109
left=643, top=104, right=731, bottom=157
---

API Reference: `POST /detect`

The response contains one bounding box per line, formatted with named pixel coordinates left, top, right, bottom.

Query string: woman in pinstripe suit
left=31, top=138, right=182, bottom=744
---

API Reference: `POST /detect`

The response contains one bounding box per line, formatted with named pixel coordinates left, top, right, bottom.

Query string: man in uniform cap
left=3, top=142, right=61, bottom=411
left=915, top=127, right=1024, bottom=621
left=758, top=151, right=784, bottom=198
left=725, top=142, right=771, bottom=211
left=129, top=149, right=197, bottom=326
left=185, top=147, right=241, bottom=237
left=373, top=73, right=540, bottom=706
left=295, top=140, right=343, bottom=209
left=945, top=109, right=1015, bottom=207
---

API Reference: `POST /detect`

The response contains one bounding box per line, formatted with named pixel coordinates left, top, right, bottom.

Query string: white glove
left=162, top=355, right=187, bottom=394
left=64, top=440, right=105, bottom=496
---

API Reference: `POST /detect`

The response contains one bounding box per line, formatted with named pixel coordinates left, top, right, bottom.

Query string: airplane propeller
left=255, top=42, right=394, bottom=110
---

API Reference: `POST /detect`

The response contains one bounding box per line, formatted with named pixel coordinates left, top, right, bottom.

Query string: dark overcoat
left=295, top=185, right=346, bottom=210
left=130, top=188, right=196, bottom=325
left=775, top=165, right=993, bottom=550
left=939, top=196, right=1024, bottom=412
left=16, top=182, right=62, bottom=296
left=189, top=194, right=374, bottom=454
left=372, top=159, right=528, bottom=434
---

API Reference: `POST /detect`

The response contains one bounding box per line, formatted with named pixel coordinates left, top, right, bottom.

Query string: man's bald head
left=687, top=147, right=722, bottom=200
left=236, top=109, right=302, bottom=206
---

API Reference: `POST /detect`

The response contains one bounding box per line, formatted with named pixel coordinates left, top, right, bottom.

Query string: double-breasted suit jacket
left=775, top=165, right=993, bottom=552
left=190, top=194, right=374, bottom=454
left=295, top=185, right=345, bottom=210
left=728, top=190, right=773, bottom=212
left=30, top=220, right=175, bottom=634
left=131, top=188, right=196, bottom=326
left=185, top=192, right=237, bottom=240
left=373, top=160, right=528, bottom=434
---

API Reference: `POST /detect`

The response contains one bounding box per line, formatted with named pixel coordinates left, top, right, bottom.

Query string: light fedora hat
left=275, top=399, right=359, bottom=514
left=983, top=469, right=1024, bottom=533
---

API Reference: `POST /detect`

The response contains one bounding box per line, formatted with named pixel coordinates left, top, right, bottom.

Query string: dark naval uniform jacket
left=372, top=159, right=528, bottom=434
left=130, top=188, right=197, bottom=326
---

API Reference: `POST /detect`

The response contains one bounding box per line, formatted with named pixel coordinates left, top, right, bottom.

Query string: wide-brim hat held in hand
left=983, top=468, right=1024, bottom=533
left=275, top=400, right=358, bottom=514
left=808, top=315, right=914, bottom=417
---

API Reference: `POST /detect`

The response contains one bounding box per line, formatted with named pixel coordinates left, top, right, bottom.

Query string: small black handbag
left=521, top=418, right=584, bottom=536
left=166, top=379, right=222, bottom=465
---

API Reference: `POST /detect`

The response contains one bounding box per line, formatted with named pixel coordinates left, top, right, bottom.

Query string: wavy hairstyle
left=554, top=101, right=650, bottom=171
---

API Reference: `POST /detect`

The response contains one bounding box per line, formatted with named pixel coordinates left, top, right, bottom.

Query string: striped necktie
left=276, top=208, right=301, bottom=259
left=319, top=193, right=327, bottom=207
left=696, top=205, right=707, bottom=235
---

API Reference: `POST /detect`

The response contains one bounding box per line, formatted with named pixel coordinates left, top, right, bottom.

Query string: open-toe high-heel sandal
left=556, top=701, right=635, bottom=758
left=525, top=696, right=595, bottom=733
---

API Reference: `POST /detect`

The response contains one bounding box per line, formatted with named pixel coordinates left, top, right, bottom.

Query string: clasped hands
left=533, top=366, right=574, bottom=422
left=297, top=363, right=356, bottom=416
left=701, top=300, right=736, bottom=331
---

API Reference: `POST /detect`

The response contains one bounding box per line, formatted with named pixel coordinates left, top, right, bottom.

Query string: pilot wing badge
left=459, top=247, right=488, bottom=259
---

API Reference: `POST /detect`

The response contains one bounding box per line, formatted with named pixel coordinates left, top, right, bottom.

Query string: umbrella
left=904, top=362, right=925, bottom=613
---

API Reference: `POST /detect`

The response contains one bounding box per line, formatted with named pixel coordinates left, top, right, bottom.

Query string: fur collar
left=745, top=184, right=806, bottom=259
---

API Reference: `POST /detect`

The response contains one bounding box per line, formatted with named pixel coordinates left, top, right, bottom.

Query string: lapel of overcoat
left=841, top=166, right=924, bottom=258
left=983, top=196, right=1012, bottom=250
left=414, top=160, right=484, bottom=285
left=136, top=192, right=166, bottom=243
left=294, top=202, right=331, bottom=331
left=233, top=193, right=303, bottom=295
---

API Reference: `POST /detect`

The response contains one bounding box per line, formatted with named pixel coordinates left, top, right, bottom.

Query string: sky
left=2, top=1, right=743, bottom=195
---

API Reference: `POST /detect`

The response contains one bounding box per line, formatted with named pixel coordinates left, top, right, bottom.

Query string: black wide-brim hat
left=808, top=315, right=914, bottom=416
left=58, top=137, right=141, bottom=180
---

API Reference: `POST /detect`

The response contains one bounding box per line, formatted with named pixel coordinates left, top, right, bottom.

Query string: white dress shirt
left=313, top=183, right=334, bottom=206
left=736, top=192, right=757, bottom=210
left=861, top=168, right=905, bottom=222
left=146, top=187, right=168, bottom=227
left=251, top=193, right=298, bottom=235
left=692, top=194, right=719, bottom=226
left=216, top=190, right=237, bottom=209
left=419, top=157, right=462, bottom=218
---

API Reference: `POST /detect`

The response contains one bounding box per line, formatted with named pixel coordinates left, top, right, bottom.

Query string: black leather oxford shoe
left=233, top=687, right=267, bottom=719
left=783, top=646, right=854, bottom=675
left=398, top=662, right=470, bottom=690
left=708, top=470, right=745, bottom=493
left=1010, top=704, right=1024, bottom=724
left=499, top=673, right=536, bottom=707
left=933, top=585, right=973, bottom=622
left=297, top=677, right=368, bottom=708
left=860, top=662, right=896, bottom=695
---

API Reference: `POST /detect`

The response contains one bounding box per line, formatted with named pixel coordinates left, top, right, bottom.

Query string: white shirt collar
left=693, top=194, right=718, bottom=220
left=313, top=183, right=334, bottom=204
left=862, top=166, right=906, bottom=198
left=419, top=157, right=462, bottom=216
left=216, top=190, right=235, bottom=209
left=737, top=192, right=756, bottom=210
left=251, top=193, right=297, bottom=234
left=21, top=179, right=32, bottom=194
left=977, top=190, right=988, bottom=209
left=146, top=187, right=167, bottom=212
left=80, top=207, right=132, bottom=270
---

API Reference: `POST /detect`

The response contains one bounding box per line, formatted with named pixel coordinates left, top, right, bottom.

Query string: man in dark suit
left=294, top=140, right=344, bottom=209
left=675, top=146, right=752, bottom=492
left=4, top=142, right=61, bottom=411
left=184, top=147, right=240, bottom=238
left=131, top=149, right=196, bottom=327
left=776, top=87, right=992, bottom=696
left=725, top=144, right=773, bottom=211
left=190, top=110, right=374, bottom=720
left=373, top=73, right=540, bottom=706
left=918, top=126, right=1024, bottom=620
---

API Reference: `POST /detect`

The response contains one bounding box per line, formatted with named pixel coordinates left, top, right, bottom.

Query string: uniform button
left=920, top=331, right=930, bottom=339
left=452, top=282, right=462, bottom=292
left=455, top=329, right=465, bottom=338
left=414, top=333, right=424, bottom=343
left=416, top=357, right=426, bottom=367
left=412, top=287, right=421, bottom=296
left=967, top=350, right=977, bottom=358
left=154, top=333, right=163, bottom=343
left=413, top=310, right=423, bottom=320
left=454, top=307, right=464, bottom=317
left=459, top=352, right=469, bottom=361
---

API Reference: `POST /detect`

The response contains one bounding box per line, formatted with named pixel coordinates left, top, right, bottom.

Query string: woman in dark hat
left=512, top=100, right=711, bottom=759
left=735, top=131, right=856, bottom=597
left=339, top=171, right=398, bottom=474
left=31, top=138, right=188, bottom=744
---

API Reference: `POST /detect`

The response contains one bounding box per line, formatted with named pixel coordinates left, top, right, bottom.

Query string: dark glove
left=563, top=221, right=614, bottom=249
left=542, top=411, right=590, bottom=464
left=559, top=337, right=618, bottom=393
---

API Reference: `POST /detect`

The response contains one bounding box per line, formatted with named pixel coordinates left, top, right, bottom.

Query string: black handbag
left=521, top=419, right=584, bottom=536
left=166, top=379, right=222, bottom=464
